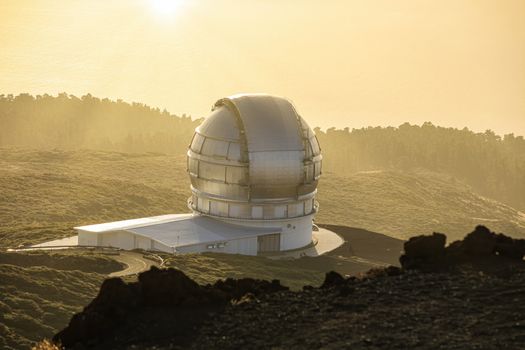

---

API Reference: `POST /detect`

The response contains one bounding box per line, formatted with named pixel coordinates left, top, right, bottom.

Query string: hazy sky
left=1, top=0, right=524, bottom=135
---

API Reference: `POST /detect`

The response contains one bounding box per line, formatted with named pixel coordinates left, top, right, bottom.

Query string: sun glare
left=150, top=0, right=182, bottom=17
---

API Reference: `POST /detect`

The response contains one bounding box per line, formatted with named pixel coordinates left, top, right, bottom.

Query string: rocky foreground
left=51, top=226, right=525, bottom=349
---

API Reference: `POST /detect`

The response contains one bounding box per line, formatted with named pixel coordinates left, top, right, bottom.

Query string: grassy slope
left=0, top=252, right=122, bottom=350
left=0, top=149, right=189, bottom=247
left=317, top=170, right=525, bottom=241
left=1, top=148, right=525, bottom=348
left=1, top=148, right=523, bottom=247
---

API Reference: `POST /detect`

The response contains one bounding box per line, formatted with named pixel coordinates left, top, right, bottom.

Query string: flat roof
left=75, top=214, right=188, bottom=233
left=128, top=215, right=279, bottom=248
left=76, top=214, right=280, bottom=248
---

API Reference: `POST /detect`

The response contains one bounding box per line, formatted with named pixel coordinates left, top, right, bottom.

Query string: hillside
left=0, top=93, right=199, bottom=155
left=2, top=148, right=524, bottom=348
left=1, top=93, right=524, bottom=211
left=1, top=148, right=524, bottom=248
left=316, top=124, right=525, bottom=211
left=0, top=252, right=124, bottom=349
left=318, top=170, right=525, bottom=241
left=2, top=147, right=524, bottom=348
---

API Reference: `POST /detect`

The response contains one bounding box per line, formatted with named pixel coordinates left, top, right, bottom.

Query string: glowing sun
left=150, top=0, right=183, bottom=17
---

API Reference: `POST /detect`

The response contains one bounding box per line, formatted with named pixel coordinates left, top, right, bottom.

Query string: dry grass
left=1, top=148, right=524, bottom=349
left=1, top=148, right=523, bottom=248
left=32, top=339, right=61, bottom=350
left=317, top=169, right=525, bottom=241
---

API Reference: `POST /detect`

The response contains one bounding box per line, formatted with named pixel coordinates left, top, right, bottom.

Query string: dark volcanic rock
left=400, top=225, right=525, bottom=271
left=404, top=232, right=447, bottom=258
left=54, top=278, right=139, bottom=347
left=462, top=225, right=497, bottom=256
left=494, top=233, right=525, bottom=260
left=452, top=225, right=525, bottom=261
left=52, top=227, right=525, bottom=350
left=138, top=266, right=201, bottom=306
left=213, top=277, right=287, bottom=300
left=93, top=277, right=139, bottom=308
left=53, top=266, right=287, bottom=348
left=320, top=271, right=345, bottom=288
left=400, top=232, right=447, bottom=270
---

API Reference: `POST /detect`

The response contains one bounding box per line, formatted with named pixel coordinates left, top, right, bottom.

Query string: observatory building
left=76, top=94, right=323, bottom=255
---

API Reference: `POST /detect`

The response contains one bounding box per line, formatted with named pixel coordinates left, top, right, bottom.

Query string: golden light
left=149, top=0, right=182, bottom=17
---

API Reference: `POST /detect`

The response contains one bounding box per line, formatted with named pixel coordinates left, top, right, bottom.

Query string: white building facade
left=77, top=94, right=322, bottom=255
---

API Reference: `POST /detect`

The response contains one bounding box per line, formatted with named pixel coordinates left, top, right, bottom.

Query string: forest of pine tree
left=315, top=124, right=525, bottom=212
left=1, top=93, right=524, bottom=211
left=0, top=93, right=200, bottom=154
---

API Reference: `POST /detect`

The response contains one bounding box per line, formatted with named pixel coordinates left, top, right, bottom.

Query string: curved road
left=109, top=251, right=160, bottom=277
left=6, top=242, right=160, bottom=277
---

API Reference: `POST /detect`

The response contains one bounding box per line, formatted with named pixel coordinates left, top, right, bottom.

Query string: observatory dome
left=76, top=94, right=329, bottom=256
left=187, top=94, right=322, bottom=226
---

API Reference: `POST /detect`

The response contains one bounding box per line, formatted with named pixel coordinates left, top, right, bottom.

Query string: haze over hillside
left=0, top=94, right=524, bottom=349
left=2, top=147, right=525, bottom=349
left=1, top=93, right=524, bottom=212
left=2, top=1, right=524, bottom=348
left=1, top=93, right=524, bottom=350
left=1, top=148, right=524, bottom=249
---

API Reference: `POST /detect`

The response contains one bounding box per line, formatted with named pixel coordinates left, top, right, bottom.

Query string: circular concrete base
left=265, top=227, right=344, bottom=259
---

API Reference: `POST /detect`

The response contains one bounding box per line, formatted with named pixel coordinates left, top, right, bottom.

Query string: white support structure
left=75, top=94, right=324, bottom=255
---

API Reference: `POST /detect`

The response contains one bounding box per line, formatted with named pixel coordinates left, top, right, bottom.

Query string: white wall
left=135, top=235, right=152, bottom=250
left=224, top=237, right=258, bottom=255
left=77, top=230, right=98, bottom=246
left=219, top=214, right=313, bottom=251
left=97, top=230, right=135, bottom=250
left=152, top=240, right=173, bottom=253
left=79, top=229, right=174, bottom=253
left=78, top=217, right=308, bottom=255
left=280, top=215, right=313, bottom=250
left=176, top=237, right=258, bottom=255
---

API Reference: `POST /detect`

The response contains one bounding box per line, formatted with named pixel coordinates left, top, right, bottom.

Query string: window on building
left=190, top=133, right=205, bottom=153
left=304, top=199, right=313, bottom=214
left=263, top=206, right=274, bottom=219
left=274, top=205, right=287, bottom=218
left=310, top=136, right=320, bottom=155
left=226, top=166, right=247, bottom=184
left=199, top=161, right=226, bottom=182
left=201, top=138, right=229, bottom=158
left=188, top=158, right=199, bottom=176
left=305, top=163, right=314, bottom=182
left=227, top=142, right=241, bottom=160
left=314, top=160, right=322, bottom=179
left=252, top=206, right=263, bottom=219
left=229, top=203, right=250, bottom=219
left=198, top=197, right=210, bottom=213
left=210, top=201, right=229, bottom=217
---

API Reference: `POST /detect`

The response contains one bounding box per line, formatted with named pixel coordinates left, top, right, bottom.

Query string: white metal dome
left=75, top=95, right=329, bottom=255
left=187, top=93, right=322, bottom=222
